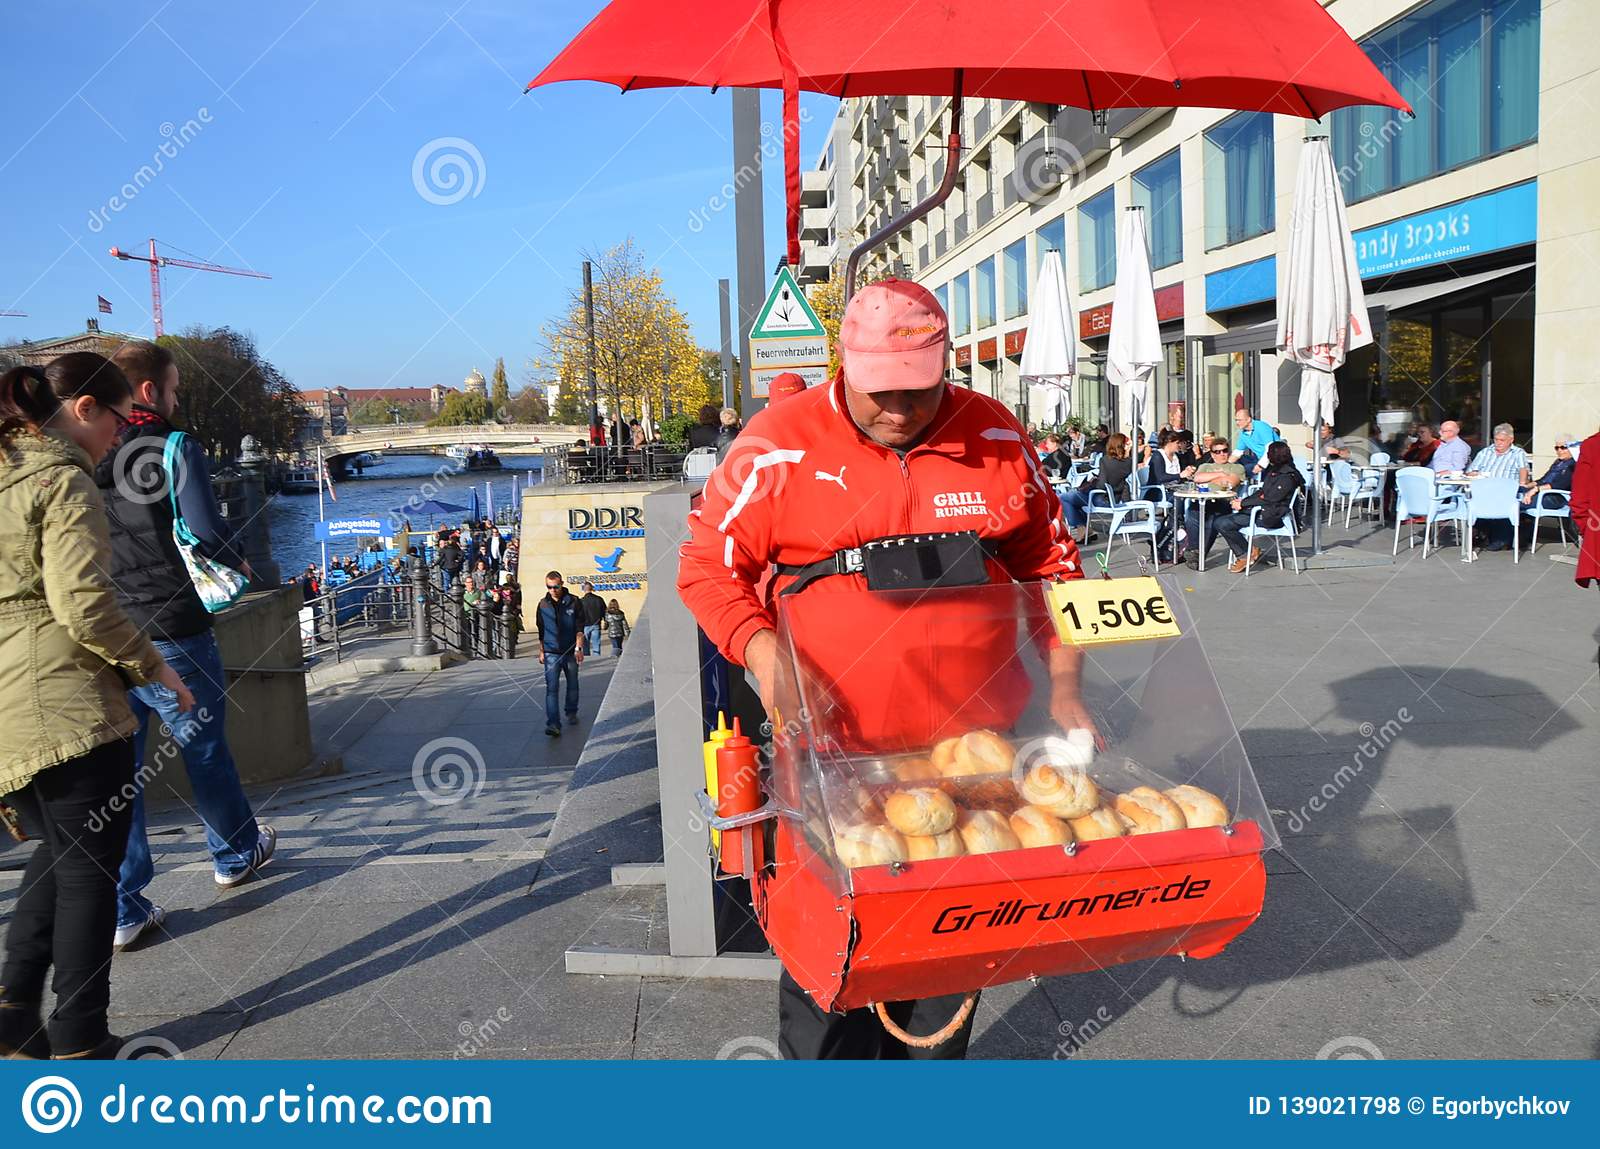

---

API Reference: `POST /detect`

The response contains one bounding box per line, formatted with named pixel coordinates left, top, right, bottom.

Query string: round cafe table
left=1170, top=484, right=1238, bottom=572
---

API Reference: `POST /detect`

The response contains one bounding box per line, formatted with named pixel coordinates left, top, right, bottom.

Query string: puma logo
left=813, top=466, right=847, bottom=491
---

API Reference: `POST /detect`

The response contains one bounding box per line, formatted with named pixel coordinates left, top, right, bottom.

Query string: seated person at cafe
left=1180, top=442, right=1247, bottom=567
left=1430, top=419, right=1471, bottom=474
left=1307, top=423, right=1351, bottom=462
left=1467, top=422, right=1532, bottom=551
left=1065, top=425, right=1090, bottom=458
left=1518, top=434, right=1578, bottom=547
left=1038, top=433, right=1070, bottom=477
left=1211, top=440, right=1306, bottom=574
left=1060, top=431, right=1133, bottom=543
left=1401, top=422, right=1439, bottom=467
left=1147, top=429, right=1195, bottom=553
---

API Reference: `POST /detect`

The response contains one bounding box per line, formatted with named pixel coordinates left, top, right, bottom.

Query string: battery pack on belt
left=776, top=531, right=997, bottom=596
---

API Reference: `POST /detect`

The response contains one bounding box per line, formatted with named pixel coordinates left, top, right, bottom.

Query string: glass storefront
left=1362, top=272, right=1535, bottom=453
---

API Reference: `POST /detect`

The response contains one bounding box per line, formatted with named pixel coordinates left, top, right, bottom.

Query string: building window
left=934, top=283, right=949, bottom=319
left=1203, top=112, right=1275, bottom=250
left=976, top=258, right=997, bottom=329
left=1332, top=0, right=1539, bottom=204
left=1002, top=238, right=1028, bottom=320
left=950, top=274, right=971, bottom=337
left=1078, top=188, right=1116, bottom=292
left=1035, top=216, right=1066, bottom=270
left=1131, top=149, right=1183, bottom=269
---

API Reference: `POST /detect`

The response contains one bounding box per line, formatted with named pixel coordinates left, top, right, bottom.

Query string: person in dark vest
left=88, top=341, right=276, bottom=952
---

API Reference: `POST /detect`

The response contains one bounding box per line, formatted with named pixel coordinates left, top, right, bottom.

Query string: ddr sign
left=314, top=517, right=389, bottom=541
left=748, top=265, right=829, bottom=398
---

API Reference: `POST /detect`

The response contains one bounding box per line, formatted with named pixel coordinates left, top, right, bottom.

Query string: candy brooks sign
left=748, top=265, right=830, bottom=399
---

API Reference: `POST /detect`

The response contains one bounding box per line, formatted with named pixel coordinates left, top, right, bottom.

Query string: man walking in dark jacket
left=577, top=580, right=606, bottom=656
left=535, top=571, right=582, bottom=736
left=100, top=341, right=276, bottom=951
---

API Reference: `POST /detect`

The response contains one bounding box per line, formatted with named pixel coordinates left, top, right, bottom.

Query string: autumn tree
left=534, top=238, right=719, bottom=432
left=807, top=268, right=846, bottom=380
left=347, top=396, right=397, bottom=426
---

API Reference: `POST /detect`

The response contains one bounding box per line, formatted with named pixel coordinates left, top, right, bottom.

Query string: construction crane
left=109, top=238, right=270, bottom=337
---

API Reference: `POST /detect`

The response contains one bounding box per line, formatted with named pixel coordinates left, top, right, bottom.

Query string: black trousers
left=1, top=738, right=134, bottom=1052
left=777, top=969, right=977, bottom=1059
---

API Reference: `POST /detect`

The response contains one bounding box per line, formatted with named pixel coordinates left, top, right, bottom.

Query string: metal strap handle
left=871, top=993, right=978, bottom=1049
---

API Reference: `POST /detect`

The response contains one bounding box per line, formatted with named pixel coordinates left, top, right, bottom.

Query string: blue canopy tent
left=393, top=497, right=468, bottom=527
left=467, top=487, right=482, bottom=524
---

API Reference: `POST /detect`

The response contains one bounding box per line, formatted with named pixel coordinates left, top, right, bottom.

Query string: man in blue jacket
left=534, top=570, right=583, bottom=737
left=99, top=341, right=275, bottom=952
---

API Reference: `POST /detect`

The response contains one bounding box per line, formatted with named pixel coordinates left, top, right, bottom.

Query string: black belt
left=775, top=532, right=999, bottom=596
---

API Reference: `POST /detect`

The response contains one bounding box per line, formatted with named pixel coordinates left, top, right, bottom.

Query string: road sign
left=750, top=266, right=825, bottom=338
left=748, top=267, right=830, bottom=398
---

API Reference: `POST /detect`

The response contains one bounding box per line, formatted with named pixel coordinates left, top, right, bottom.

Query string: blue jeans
left=544, top=651, right=579, bottom=728
left=118, top=631, right=260, bottom=927
left=1061, top=487, right=1090, bottom=529
left=583, top=623, right=602, bottom=656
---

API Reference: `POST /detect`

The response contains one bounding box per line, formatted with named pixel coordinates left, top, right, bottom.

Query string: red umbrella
left=528, top=0, right=1409, bottom=288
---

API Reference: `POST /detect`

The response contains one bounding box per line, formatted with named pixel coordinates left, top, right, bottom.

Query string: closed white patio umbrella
left=1107, top=207, right=1161, bottom=448
left=1020, top=249, right=1077, bottom=426
left=1278, top=135, right=1373, bottom=556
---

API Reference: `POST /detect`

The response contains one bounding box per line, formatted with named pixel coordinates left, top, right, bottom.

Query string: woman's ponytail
left=0, top=365, right=61, bottom=446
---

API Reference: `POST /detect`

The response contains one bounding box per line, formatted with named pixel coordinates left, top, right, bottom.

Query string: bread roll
left=953, top=729, right=1016, bottom=776
left=832, top=823, right=907, bottom=869
left=956, top=809, right=1022, bottom=855
left=892, top=756, right=941, bottom=782
left=883, top=787, right=957, bottom=836
left=1031, top=728, right=1096, bottom=771
left=1112, top=786, right=1188, bottom=835
left=1165, top=784, right=1229, bottom=828
left=1009, top=805, right=1074, bottom=848
left=930, top=736, right=961, bottom=773
left=1067, top=803, right=1126, bottom=841
left=1017, top=764, right=1099, bottom=819
left=904, top=829, right=965, bottom=861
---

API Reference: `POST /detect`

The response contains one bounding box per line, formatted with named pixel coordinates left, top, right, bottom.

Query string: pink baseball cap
left=839, top=279, right=949, bottom=393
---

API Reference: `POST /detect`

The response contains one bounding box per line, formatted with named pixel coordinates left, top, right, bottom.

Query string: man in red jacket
left=678, top=279, right=1089, bottom=1058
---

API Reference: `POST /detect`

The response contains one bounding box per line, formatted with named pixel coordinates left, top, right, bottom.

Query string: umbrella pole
left=1310, top=412, right=1323, bottom=556
left=844, top=72, right=963, bottom=301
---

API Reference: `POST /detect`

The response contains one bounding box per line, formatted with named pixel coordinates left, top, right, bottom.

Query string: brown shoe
left=1227, top=553, right=1249, bottom=573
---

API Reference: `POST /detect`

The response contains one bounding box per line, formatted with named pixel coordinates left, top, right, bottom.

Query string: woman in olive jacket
left=0, top=355, right=192, bottom=1060
left=1211, top=440, right=1306, bottom=573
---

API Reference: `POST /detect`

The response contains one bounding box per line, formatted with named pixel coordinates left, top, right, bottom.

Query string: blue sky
left=1, top=1, right=837, bottom=392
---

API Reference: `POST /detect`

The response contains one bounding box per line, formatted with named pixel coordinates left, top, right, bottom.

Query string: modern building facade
left=816, top=0, right=1595, bottom=472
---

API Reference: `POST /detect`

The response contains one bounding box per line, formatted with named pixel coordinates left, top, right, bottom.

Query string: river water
left=265, top=453, right=544, bottom=575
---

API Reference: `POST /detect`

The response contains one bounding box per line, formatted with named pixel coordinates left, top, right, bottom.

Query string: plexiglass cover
left=767, top=578, right=1276, bottom=892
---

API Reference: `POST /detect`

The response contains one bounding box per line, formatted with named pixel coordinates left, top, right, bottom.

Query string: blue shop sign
left=1205, top=255, right=1277, bottom=311
left=1352, top=180, right=1535, bottom=278
left=314, top=517, right=388, bottom=541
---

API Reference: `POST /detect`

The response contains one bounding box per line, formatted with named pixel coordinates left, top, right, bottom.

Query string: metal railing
left=300, top=561, right=521, bottom=665
left=539, top=443, right=690, bottom=486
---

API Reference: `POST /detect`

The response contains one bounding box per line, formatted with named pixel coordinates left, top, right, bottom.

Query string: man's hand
left=1230, top=497, right=1243, bottom=512
left=742, top=628, right=779, bottom=712
left=1047, top=645, right=1100, bottom=748
left=238, top=559, right=254, bottom=580
left=574, top=647, right=583, bottom=665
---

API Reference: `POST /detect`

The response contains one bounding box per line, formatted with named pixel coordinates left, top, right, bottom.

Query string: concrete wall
left=143, top=586, right=314, bottom=803
left=1533, top=0, right=1600, bottom=450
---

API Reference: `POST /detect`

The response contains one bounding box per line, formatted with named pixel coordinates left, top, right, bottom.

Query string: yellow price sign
left=1048, top=576, right=1181, bottom=646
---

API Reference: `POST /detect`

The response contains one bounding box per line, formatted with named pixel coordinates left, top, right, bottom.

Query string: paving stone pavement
left=1, top=514, right=1596, bottom=1059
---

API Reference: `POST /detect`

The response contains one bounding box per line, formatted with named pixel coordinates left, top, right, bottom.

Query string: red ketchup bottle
left=715, top=718, right=760, bottom=876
